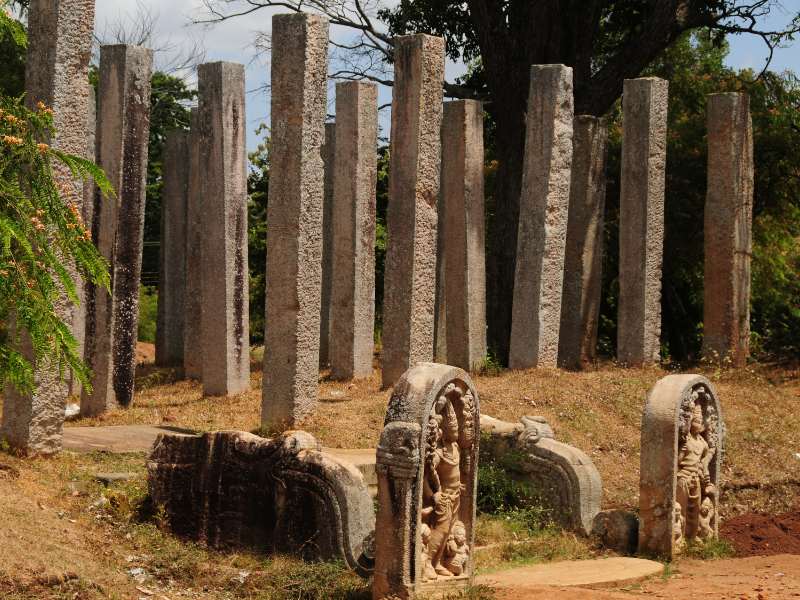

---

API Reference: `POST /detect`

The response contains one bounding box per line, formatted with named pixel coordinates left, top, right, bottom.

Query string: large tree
left=202, top=0, right=799, bottom=363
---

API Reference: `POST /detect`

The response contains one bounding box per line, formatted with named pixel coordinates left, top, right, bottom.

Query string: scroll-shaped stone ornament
left=639, top=374, right=724, bottom=558
left=373, top=364, right=480, bottom=600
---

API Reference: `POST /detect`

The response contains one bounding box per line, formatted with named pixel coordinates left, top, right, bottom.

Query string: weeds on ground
left=683, top=538, right=736, bottom=560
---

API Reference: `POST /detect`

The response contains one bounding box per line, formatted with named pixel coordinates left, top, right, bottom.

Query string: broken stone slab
left=374, top=363, right=480, bottom=600
left=639, top=374, right=725, bottom=559
left=95, top=472, right=137, bottom=486
left=592, top=509, right=639, bottom=555
left=480, top=414, right=602, bottom=536
left=147, top=430, right=374, bottom=576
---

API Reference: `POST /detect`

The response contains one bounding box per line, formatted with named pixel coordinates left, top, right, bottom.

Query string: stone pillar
left=183, top=108, right=203, bottom=380
left=381, top=34, right=445, bottom=389
left=81, top=45, right=153, bottom=416
left=558, top=116, right=608, bottom=370
left=509, top=64, right=574, bottom=370
left=2, top=0, right=95, bottom=454
left=155, top=130, right=190, bottom=367
left=329, top=82, right=378, bottom=380
left=617, top=77, right=668, bottom=366
left=434, top=194, right=448, bottom=363
left=197, top=62, right=250, bottom=397
left=261, top=14, right=329, bottom=426
left=440, top=100, right=487, bottom=372
left=319, top=122, right=336, bottom=368
left=703, top=93, right=753, bottom=367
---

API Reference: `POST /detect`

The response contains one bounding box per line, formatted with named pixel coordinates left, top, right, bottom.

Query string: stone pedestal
left=183, top=108, right=203, bottom=380
left=329, top=82, right=378, bottom=380
left=156, top=130, right=190, bottom=368
left=373, top=363, right=480, bottom=599
left=197, top=62, right=250, bottom=397
left=319, top=122, right=336, bottom=368
left=618, top=77, right=668, bottom=366
left=703, top=93, right=753, bottom=367
left=440, top=100, right=487, bottom=372
left=381, top=34, right=445, bottom=389
left=261, top=13, right=329, bottom=427
left=82, top=44, right=153, bottom=416
left=509, top=64, right=574, bottom=369
left=639, top=375, right=724, bottom=559
left=2, top=0, right=96, bottom=454
left=558, top=116, right=608, bottom=370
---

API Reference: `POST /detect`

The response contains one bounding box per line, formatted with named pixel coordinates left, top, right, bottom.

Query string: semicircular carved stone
left=373, top=363, right=480, bottom=600
left=639, top=374, right=725, bottom=558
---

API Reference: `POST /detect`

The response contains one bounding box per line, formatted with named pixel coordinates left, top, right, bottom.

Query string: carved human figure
left=698, top=496, right=715, bottom=540
left=419, top=523, right=437, bottom=581
left=443, top=520, right=470, bottom=575
left=672, top=502, right=685, bottom=552
left=676, top=400, right=717, bottom=543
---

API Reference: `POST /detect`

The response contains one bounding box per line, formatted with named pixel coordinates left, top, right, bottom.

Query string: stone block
left=703, top=93, right=753, bottom=367
left=1, top=0, right=96, bottom=454
left=262, top=13, right=329, bottom=426
left=639, top=374, right=724, bottom=558
left=148, top=430, right=375, bottom=575
left=438, top=100, right=487, bottom=372
left=82, top=44, right=153, bottom=416
left=509, top=64, right=574, bottom=369
left=156, top=130, right=190, bottom=368
left=618, top=77, right=668, bottom=366
left=319, top=122, right=336, bottom=368
left=197, top=62, right=250, bottom=397
left=381, top=35, right=445, bottom=389
left=373, top=363, right=480, bottom=599
left=558, top=116, right=607, bottom=370
left=183, top=108, right=203, bottom=380
left=329, top=82, right=378, bottom=380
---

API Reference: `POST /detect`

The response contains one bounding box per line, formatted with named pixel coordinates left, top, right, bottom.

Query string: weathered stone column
left=2, top=0, right=95, bottom=454
left=183, top=108, right=203, bottom=380
left=155, top=130, right=190, bottom=367
left=703, top=93, right=753, bottom=367
left=558, top=116, right=608, bottom=370
left=261, top=14, right=329, bottom=426
left=319, top=122, right=336, bottom=368
left=618, top=77, right=668, bottom=366
left=440, top=100, right=487, bottom=372
left=329, top=82, right=378, bottom=380
left=197, top=62, right=250, bottom=397
left=381, top=34, right=445, bottom=389
left=81, top=45, right=153, bottom=417
left=509, top=64, right=574, bottom=370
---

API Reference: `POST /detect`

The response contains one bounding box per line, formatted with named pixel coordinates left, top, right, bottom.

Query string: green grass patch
left=683, top=538, right=736, bottom=560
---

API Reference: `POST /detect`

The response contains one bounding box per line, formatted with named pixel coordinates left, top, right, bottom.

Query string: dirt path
left=492, top=554, right=800, bottom=599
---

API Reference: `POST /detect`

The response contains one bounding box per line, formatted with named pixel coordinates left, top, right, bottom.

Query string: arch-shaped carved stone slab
left=639, top=374, right=724, bottom=558
left=373, top=363, right=480, bottom=600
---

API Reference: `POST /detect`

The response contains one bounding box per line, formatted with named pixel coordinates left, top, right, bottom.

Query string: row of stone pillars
left=1, top=4, right=754, bottom=453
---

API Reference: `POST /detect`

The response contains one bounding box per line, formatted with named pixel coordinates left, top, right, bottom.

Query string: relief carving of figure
left=675, top=397, right=717, bottom=545
left=420, top=384, right=473, bottom=580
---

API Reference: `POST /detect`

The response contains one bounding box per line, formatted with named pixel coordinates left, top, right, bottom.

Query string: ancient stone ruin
left=639, top=374, right=724, bottom=558
left=373, top=363, right=479, bottom=599
left=148, top=430, right=375, bottom=575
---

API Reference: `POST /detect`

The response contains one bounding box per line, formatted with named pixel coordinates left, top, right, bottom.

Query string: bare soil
left=722, top=509, right=800, bottom=557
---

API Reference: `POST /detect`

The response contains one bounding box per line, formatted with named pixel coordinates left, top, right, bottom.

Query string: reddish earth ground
left=722, top=509, right=800, bottom=557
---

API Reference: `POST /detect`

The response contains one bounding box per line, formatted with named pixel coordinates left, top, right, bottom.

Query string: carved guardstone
left=639, top=374, right=724, bottom=558
left=373, top=364, right=480, bottom=600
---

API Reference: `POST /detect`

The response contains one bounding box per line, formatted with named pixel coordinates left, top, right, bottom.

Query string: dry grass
left=67, top=346, right=800, bottom=512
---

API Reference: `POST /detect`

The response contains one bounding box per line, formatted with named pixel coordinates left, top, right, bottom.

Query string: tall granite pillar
left=509, top=64, right=574, bottom=370
left=703, top=93, right=753, bottom=367
left=261, top=14, right=329, bottom=427
left=329, top=82, right=378, bottom=380
left=558, top=116, right=608, bottom=370
left=81, top=45, right=153, bottom=417
left=381, top=34, right=445, bottom=389
left=156, top=130, right=190, bottom=367
left=319, top=122, right=336, bottom=368
left=440, top=100, right=487, bottom=372
left=2, top=0, right=95, bottom=454
left=197, top=62, right=250, bottom=397
left=617, top=77, right=668, bottom=366
left=183, top=108, right=203, bottom=380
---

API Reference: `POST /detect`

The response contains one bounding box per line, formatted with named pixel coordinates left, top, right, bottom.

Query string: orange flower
left=2, top=135, right=22, bottom=145
left=37, top=143, right=49, bottom=154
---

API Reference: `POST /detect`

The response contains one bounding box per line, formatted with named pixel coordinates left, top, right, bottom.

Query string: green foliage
left=248, top=124, right=269, bottom=343
left=374, top=145, right=390, bottom=338
left=137, top=286, right=158, bottom=343
left=683, top=537, right=736, bottom=560
left=0, top=91, right=112, bottom=394
left=0, top=5, right=25, bottom=97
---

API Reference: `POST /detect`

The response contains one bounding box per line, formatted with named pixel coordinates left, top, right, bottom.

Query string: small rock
left=592, top=509, right=639, bottom=555
left=65, top=403, right=80, bottom=420
left=95, top=472, right=136, bottom=486
left=128, top=567, right=147, bottom=583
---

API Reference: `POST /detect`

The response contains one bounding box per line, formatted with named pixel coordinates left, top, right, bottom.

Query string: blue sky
left=94, top=0, right=800, bottom=151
